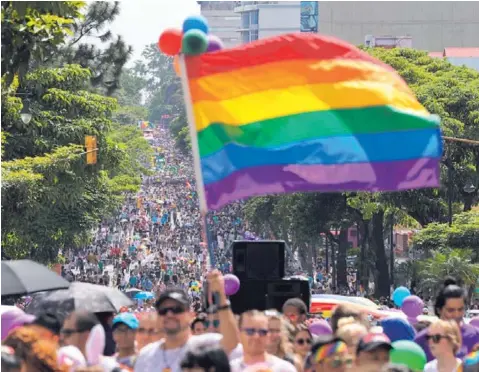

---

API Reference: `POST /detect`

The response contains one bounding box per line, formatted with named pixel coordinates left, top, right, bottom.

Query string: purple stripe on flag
left=204, top=158, right=440, bottom=210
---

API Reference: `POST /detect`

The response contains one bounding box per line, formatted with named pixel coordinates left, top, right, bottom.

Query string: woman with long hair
left=264, top=310, right=302, bottom=370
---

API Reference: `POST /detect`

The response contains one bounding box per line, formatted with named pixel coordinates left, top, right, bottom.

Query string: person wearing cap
left=355, top=332, right=392, bottom=372
left=135, top=270, right=240, bottom=372
left=305, top=335, right=352, bottom=372
left=1, top=307, right=35, bottom=342
left=112, top=312, right=140, bottom=370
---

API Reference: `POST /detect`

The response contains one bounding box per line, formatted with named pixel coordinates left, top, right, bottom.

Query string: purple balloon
left=309, top=319, right=332, bottom=336
left=207, top=35, right=224, bottom=52
left=224, top=274, right=240, bottom=296
left=470, top=317, right=479, bottom=328
left=401, top=295, right=424, bottom=318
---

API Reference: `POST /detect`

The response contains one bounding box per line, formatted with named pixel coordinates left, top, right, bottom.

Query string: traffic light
left=85, top=135, right=97, bottom=164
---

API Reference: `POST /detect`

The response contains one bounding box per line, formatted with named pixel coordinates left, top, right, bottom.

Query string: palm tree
left=418, top=249, right=479, bottom=298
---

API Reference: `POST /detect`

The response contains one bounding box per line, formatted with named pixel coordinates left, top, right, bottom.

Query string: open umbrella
left=26, top=282, right=133, bottom=321
left=134, top=291, right=155, bottom=300
left=124, top=288, right=141, bottom=298
left=1, top=260, right=70, bottom=297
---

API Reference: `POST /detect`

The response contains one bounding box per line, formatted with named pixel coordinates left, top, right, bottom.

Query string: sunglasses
left=426, top=334, right=449, bottom=343
left=138, top=328, right=158, bottom=335
left=157, top=306, right=185, bottom=316
left=242, top=328, right=269, bottom=337
left=296, top=338, right=312, bottom=345
left=204, top=319, right=220, bottom=329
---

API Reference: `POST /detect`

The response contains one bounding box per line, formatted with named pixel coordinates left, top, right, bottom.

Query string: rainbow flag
left=184, top=33, right=442, bottom=211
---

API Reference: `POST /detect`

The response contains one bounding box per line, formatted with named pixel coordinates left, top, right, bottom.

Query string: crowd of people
left=3, top=272, right=479, bottom=372
left=59, top=125, right=254, bottom=301
left=4, top=125, right=479, bottom=372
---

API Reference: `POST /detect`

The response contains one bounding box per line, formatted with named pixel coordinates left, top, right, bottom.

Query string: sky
left=108, top=0, right=200, bottom=65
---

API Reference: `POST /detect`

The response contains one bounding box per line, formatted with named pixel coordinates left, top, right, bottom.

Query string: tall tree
left=1, top=65, right=150, bottom=263
left=1, top=1, right=84, bottom=85
left=54, top=1, right=133, bottom=95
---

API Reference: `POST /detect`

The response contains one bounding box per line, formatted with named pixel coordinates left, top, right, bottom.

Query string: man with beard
left=134, top=270, right=240, bottom=372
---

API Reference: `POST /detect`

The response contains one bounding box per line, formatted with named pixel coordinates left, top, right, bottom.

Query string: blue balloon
left=183, top=15, right=209, bottom=34
left=393, top=286, right=411, bottom=307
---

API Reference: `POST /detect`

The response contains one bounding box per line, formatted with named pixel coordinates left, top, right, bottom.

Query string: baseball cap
left=357, top=332, right=393, bottom=355
left=155, top=288, right=190, bottom=309
left=112, top=312, right=139, bottom=330
left=1, top=306, right=35, bottom=341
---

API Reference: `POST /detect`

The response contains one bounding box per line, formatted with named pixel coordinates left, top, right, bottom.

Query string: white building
left=234, top=1, right=319, bottom=43
left=198, top=1, right=241, bottom=48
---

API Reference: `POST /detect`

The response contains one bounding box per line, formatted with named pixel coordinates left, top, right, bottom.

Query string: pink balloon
left=309, top=319, right=332, bottom=336
left=470, top=317, right=479, bottom=328
left=401, top=295, right=424, bottom=318
left=224, top=274, right=240, bottom=296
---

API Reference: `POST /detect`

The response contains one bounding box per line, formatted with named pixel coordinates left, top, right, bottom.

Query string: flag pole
left=178, top=54, right=215, bottom=269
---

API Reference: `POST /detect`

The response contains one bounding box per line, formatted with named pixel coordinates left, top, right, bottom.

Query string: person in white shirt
left=424, top=320, right=462, bottom=372
left=230, top=310, right=296, bottom=372
left=134, top=270, right=240, bottom=372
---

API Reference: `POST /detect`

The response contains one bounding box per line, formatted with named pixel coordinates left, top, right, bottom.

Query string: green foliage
left=113, top=105, right=148, bottom=125
left=412, top=210, right=479, bottom=253
left=418, top=249, right=479, bottom=293
left=54, top=1, right=133, bottom=95
left=1, top=1, right=85, bottom=85
left=1, top=64, right=149, bottom=263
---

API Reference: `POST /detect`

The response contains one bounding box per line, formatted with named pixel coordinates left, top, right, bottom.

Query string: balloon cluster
left=158, top=15, right=224, bottom=57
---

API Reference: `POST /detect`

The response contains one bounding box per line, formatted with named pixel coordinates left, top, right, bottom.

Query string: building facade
left=318, top=2, right=479, bottom=51
left=234, top=1, right=319, bottom=43
left=198, top=1, right=241, bottom=47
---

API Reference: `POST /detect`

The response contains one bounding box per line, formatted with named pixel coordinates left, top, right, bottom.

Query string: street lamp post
left=20, top=99, right=32, bottom=124
left=446, top=158, right=453, bottom=226
left=463, top=181, right=476, bottom=212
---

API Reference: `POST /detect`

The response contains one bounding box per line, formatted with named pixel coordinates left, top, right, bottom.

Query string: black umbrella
left=1, top=260, right=70, bottom=297
left=26, top=282, right=133, bottom=320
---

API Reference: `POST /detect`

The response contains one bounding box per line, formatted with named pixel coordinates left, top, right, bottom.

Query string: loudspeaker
left=232, top=240, right=285, bottom=281
left=229, top=279, right=310, bottom=314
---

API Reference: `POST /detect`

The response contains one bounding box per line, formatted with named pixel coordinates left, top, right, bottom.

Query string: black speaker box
left=229, top=279, right=310, bottom=314
left=232, top=240, right=285, bottom=281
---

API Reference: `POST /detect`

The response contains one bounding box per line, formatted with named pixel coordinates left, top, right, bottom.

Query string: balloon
left=401, top=295, right=423, bottom=318
left=390, top=340, right=427, bottom=371
left=392, top=286, right=411, bottom=307
left=183, top=15, right=209, bottom=34
left=173, top=55, right=181, bottom=76
left=224, top=274, right=240, bottom=296
left=158, top=28, right=182, bottom=56
left=206, top=34, right=224, bottom=52
left=308, top=319, right=332, bottom=336
left=470, top=317, right=479, bottom=328
left=182, top=29, right=208, bottom=56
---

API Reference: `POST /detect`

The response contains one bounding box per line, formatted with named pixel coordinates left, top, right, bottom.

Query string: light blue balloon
left=393, top=286, right=411, bottom=307
left=183, top=15, right=209, bottom=34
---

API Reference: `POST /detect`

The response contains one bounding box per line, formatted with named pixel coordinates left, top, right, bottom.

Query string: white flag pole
left=178, top=54, right=208, bottom=214
left=178, top=53, right=213, bottom=271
